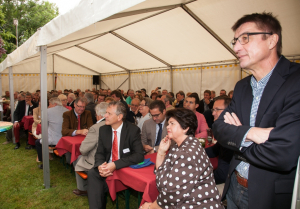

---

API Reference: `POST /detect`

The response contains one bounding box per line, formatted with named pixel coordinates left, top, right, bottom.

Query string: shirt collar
left=112, top=122, right=123, bottom=134
left=97, top=118, right=105, bottom=123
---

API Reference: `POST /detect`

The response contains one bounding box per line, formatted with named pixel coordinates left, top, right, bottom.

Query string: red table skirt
left=36, top=124, right=41, bottom=135
left=21, top=116, right=34, bottom=131
left=55, top=135, right=85, bottom=163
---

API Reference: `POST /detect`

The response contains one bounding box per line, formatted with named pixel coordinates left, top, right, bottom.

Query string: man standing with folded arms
left=87, top=101, right=143, bottom=208
left=213, top=13, right=300, bottom=209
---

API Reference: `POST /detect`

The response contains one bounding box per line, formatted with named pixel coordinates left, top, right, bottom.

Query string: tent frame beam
left=181, top=4, right=238, bottom=59
left=54, top=54, right=100, bottom=75
left=111, top=31, right=171, bottom=67
left=75, top=45, right=129, bottom=73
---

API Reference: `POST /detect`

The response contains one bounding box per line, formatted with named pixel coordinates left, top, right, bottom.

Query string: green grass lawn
left=0, top=132, right=138, bottom=209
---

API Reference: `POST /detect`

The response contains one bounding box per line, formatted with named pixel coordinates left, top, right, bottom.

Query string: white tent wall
left=101, top=73, right=129, bottom=91
left=1, top=73, right=54, bottom=94
left=56, top=74, right=93, bottom=91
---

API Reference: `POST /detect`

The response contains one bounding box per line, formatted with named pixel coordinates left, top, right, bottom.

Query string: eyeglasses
left=212, top=108, right=224, bottom=112
left=151, top=112, right=161, bottom=119
left=131, top=104, right=139, bottom=107
left=231, top=32, right=273, bottom=47
left=76, top=104, right=85, bottom=109
left=139, top=104, right=147, bottom=107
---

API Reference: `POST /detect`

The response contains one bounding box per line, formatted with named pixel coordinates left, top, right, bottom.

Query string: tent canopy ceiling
left=1, top=0, right=299, bottom=74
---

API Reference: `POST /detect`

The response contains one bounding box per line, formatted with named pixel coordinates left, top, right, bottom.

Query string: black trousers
left=35, top=139, right=43, bottom=161
left=87, top=167, right=108, bottom=209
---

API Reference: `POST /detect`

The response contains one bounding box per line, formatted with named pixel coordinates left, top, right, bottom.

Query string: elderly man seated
left=72, top=102, right=108, bottom=196
left=35, top=97, right=69, bottom=169
left=61, top=97, right=93, bottom=163
left=4, top=92, right=38, bottom=149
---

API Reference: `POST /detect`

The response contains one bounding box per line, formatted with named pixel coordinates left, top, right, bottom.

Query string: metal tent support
left=40, top=45, right=50, bottom=189
left=9, top=67, right=15, bottom=143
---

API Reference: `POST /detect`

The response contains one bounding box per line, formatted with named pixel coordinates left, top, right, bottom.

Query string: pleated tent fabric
left=0, top=0, right=299, bottom=97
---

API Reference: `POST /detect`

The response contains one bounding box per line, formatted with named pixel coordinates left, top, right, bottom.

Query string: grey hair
left=74, top=97, right=88, bottom=105
left=68, top=93, right=75, bottom=100
left=163, top=95, right=173, bottom=104
left=84, top=92, right=94, bottom=103
left=143, top=97, right=153, bottom=106
left=58, top=94, right=67, bottom=101
left=108, top=101, right=127, bottom=121
left=49, top=97, right=62, bottom=106
left=95, top=102, right=108, bottom=117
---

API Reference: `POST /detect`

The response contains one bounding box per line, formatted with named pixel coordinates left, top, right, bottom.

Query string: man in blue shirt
left=213, top=12, right=300, bottom=209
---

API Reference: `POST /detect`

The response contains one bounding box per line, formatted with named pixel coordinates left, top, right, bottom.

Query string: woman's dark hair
left=166, top=108, right=198, bottom=136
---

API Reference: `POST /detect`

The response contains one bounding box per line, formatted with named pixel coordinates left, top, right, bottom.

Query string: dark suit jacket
left=205, top=142, right=233, bottom=184
left=94, top=120, right=144, bottom=170
left=85, top=102, right=96, bottom=124
left=13, top=100, right=38, bottom=122
left=175, top=99, right=184, bottom=108
left=67, top=100, right=75, bottom=109
left=61, top=109, right=93, bottom=136
left=197, top=99, right=214, bottom=114
left=213, top=56, right=300, bottom=209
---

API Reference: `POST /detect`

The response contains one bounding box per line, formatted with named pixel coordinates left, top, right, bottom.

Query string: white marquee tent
left=1, top=0, right=299, bottom=97
left=1, top=0, right=300, bottom=190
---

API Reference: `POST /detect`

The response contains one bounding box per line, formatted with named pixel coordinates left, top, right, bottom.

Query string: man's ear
left=268, top=34, right=279, bottom=51
left=117, top=114, right=123, bottom=121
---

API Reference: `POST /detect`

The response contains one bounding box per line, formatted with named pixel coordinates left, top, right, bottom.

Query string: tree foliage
left=0, top=0, right=59, bottom=62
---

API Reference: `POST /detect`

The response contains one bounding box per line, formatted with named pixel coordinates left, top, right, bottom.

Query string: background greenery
left=0, top=0, right=59, bottom=61
left=0, top=132, right=139, bottom=208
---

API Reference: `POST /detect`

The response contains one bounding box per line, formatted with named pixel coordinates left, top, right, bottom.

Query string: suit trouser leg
left=6, top=129, right=12, bottom=141
left=73, top=156, right=88, bottom=191
left=88, top=167, right=108, bottom=209
left=35, top=139, right=43, bottom=161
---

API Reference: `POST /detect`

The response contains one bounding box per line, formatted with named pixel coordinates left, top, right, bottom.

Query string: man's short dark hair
left=108, top=101, right=127, bottom=121
left=169, top=92, right=174, bottom=98
left=166, top=108, right=198, bottom=136
left=111, top=90, right=123, bottom=100
left=220, top=89, right=227, bottom=94
left=188, top=93, right=200, bottom=105
left=141, top=88, right=146, bottom=93
left=176, top=91, right=185, bottom=98
left=204, top=90, right=211, bottom=96
left=232, top=12, right=282, bottom=57
left=149, top=100, right=166, bottom=113
left=214, top=95, right=232, bottom=108
left=25, top=92, right=32, bottom=98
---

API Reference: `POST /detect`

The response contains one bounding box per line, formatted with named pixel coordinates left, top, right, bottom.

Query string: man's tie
left=155, top=123, right=163, bottom=146
left=77, top=115, right=81, bottom=130
left=112, top=131, right=118, bottom=161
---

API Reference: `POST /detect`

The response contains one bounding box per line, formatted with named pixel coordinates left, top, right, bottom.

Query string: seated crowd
left=2, top=87, right=233, bottom=208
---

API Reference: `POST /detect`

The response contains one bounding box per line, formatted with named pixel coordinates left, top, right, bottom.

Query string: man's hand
left=224, top=112, right=273, bottom=144
left=146, top=149, right=155, bottom=155
left=98, top=162, right=116, bottom=177
left=204, top=98, right=210, bottom=105
left=224, top=112, right=242, bottom=126
left=26, top=100, right=33, bottom=106
left=246, top=127, right=274, bottom=144
left=76, top=129, right=89, bottom=135
left=143, top=144, right=153, bottom=153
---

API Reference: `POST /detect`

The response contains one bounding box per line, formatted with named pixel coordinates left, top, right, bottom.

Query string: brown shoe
left=73, top=189, right=87, bottom=196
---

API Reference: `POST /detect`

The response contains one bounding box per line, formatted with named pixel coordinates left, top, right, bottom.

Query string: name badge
left=123, top=148, right=130, bottom=153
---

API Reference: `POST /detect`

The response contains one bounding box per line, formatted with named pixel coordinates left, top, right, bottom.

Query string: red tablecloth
left=21, top=116, right=34, bottom=131
left=106, top=143, right=218, bottom=206
left=36, top=124, right=41, bottom=135
left=55, top=135, right=85, bottom=163
left=106, top=153, right=159, bottom=206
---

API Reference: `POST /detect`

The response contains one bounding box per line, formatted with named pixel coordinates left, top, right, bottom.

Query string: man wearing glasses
left=141, top=100, right=167, bottom=154
left=61, top=97, right=93, bottom=137
left=213, top=13, right=300, bottom=209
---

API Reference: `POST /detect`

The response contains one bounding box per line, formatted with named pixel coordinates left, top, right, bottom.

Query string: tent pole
left=170, top=67, right=173, bottom=92
left=52, top=54, right=55, bottom=90
left=0, top=73, right=3, bottom=121
left=99, top=74, right=101, bottom=89
left=40, top=45, right=50, bottom=189
left=129, top=72, right=131, bottom=89
left=9, top=67, right=15, bottom=143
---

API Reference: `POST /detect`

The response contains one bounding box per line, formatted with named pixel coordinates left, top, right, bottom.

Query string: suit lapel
left=119, top=121, right=127, bottom=158
left=255, top=59, right=289, bottom=126
left=241, top=78, right=253, bottom=126
left=151, top=120, right=157, bottom=147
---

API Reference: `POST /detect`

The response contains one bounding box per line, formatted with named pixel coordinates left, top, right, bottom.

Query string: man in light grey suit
left=35, top=97, right=69, bottom=168
left=72, top=102, right=108, bottom=196
left=141, top=100, right=167, bottom=154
